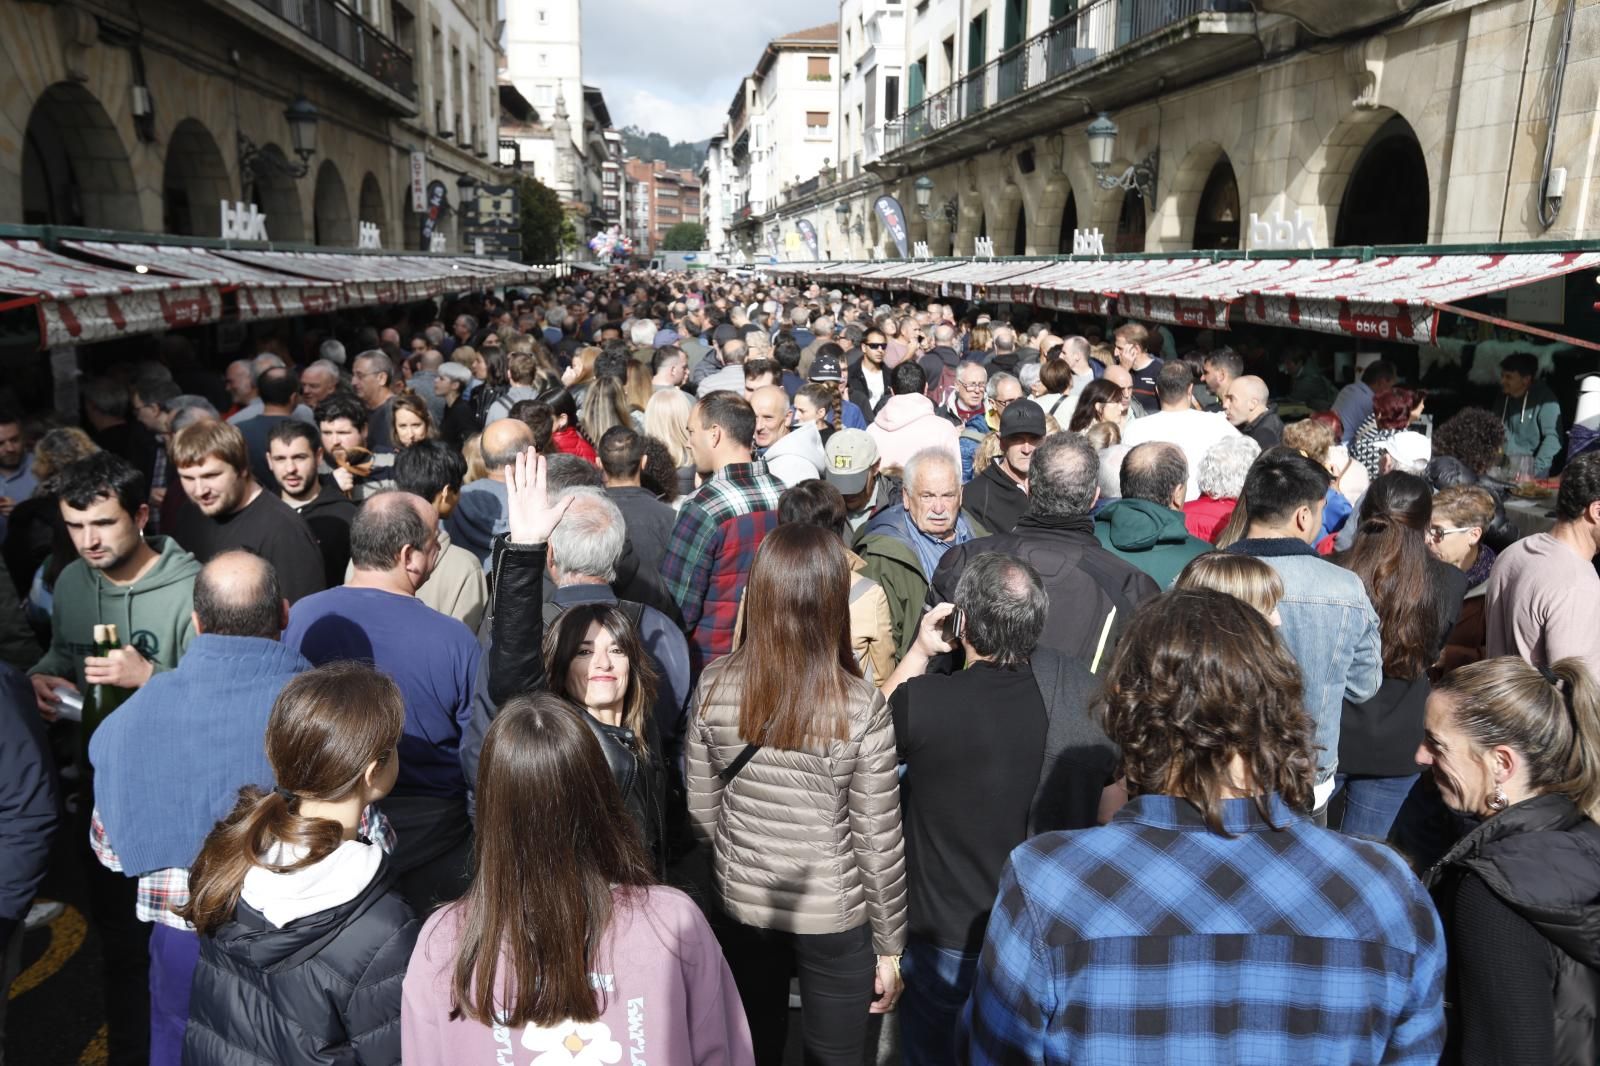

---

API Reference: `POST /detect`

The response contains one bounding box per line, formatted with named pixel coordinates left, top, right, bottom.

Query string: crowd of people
left=1, top=269, right=1597, bottom=1066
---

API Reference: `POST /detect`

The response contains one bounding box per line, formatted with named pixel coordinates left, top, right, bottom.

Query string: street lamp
left=835, top=201, right=851, bottom=229
left=238, top=95, right=321, bottom=188
left=912, top=176, right=958, bottom=224
left=1086, top=112, right=1158, bottom=204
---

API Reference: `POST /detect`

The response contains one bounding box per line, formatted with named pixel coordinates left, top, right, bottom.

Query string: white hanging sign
left=1249, top=208, right=1316, bottom=250
left=429, top=231, right=448, bottom=252
left=220, top=200, right=269, bottom=241
left=913, top=240, right=931, bottom=259
left=410, top=151, right=427, bottom=213
left=974, top=236, right=995, bottom=258
left=1072, top=228, right=1105, bottom=255
left=358, top=222, right=382, bottom=249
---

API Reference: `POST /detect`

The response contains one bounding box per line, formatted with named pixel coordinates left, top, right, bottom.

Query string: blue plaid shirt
left=959, top=793, right=1445, bottom=1065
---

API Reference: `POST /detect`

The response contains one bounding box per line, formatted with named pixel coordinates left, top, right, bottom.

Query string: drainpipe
left=1537, top=0, right=1576, bottom=230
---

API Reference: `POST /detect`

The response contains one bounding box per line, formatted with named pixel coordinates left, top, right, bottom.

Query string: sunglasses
left=864, top=342, right=886, bottom=349
left=1428, top=525, right=1476, bottom=541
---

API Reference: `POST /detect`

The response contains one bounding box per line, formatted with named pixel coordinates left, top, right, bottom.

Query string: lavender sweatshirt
left=402, top=885, right=754, bottom=1066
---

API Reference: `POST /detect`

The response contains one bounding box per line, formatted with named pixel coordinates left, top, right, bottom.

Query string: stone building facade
left=738, top=0, right=1600, bottom=262
left=0, top=0, right=502, bottom=251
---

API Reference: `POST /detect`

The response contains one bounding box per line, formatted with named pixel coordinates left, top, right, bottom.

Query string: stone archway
left=1114, top=189, right=1146, bottom=252
left=1056, top=192, right=1079, bottom=253
left=1012, top=203, right=1028, bottom=256
left=1285, top=105, right=1420, bottom=249
left=1163, top=140, right=1242, bottom=250
left=313, top=160, right=354, bottom=246
left=358, top=170, right=385, bottom=238
left=21, top=82, right=142, bottom=229
left=245, top=145, right=305, bottom=242
left=1334, top=114, right=1428, bottom=246
left=1193, top=158, right=1241, bottom=250
left=163, top=118, right=231, bottom=237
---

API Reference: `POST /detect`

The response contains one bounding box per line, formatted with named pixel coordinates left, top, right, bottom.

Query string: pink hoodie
left=867, top=393, right=962, bottom=473
left=402, top=886, right=754, bottom=1066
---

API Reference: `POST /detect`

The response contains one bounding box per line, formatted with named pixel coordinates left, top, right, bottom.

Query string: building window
left=537, top=8, right=548, bottom=22
left=806, top=111, right=830, bottom=136
left=885, top=75, right=900, bottom=120
left=807, top=56, right=831, bottom=81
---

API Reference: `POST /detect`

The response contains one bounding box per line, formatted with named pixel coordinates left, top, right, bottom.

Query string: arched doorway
left=358, top=173, right=385, bottom=244
left=1114, top=189, right=1145, bottom=253
left=163, top=119, right=231, bottom=237
left=1012, top=203, right=1028, bottom=256
left=978, top=212, right=988, bottom=241
left=1056, top=192, right=1079, bottom=253
left=22, top=83, right=142, bottom=229
left=1335, top=115, right=1428, bottom=246
left=1192, top=158, right=1240, bottom=250
left=313, top=161, right=354, bottom=246
left=245, top=146, right=305, bottom=242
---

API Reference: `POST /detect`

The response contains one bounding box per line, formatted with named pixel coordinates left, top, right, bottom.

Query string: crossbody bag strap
left=718, top=742, right=763, bottom=783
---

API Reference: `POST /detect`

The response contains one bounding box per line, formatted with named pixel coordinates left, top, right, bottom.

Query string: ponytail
left=175, top=662, right=405, bottom=934
left=1337, top=474, right=1438, bottom=679
left=176, top=786, right=349, bottom=934
left=1547, top=658, right=1600, bottom=821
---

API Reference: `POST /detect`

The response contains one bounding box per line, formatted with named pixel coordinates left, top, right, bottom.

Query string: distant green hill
left=621, top=126, right=709, bottom=171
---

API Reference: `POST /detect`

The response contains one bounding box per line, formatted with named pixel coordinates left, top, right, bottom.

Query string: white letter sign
left=219, top=200, right=269, bottom=241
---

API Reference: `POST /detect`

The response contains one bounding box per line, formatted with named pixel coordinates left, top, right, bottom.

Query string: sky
left=581, top=0, right=840, bottom=143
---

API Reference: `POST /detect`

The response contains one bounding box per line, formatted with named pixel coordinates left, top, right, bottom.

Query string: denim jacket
left=1230, top=538, right=1382, bottom=780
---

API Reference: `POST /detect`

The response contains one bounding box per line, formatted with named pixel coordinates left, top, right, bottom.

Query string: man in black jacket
left=847, top=327, right=893, bottom=422
left=0, top=662, right=56, bottom=1053
left=961, top=401, right=1042, bottom=534
left=884, top=552, right=1113, bottom=1066
left=930, top=431, right=1159, bottom=671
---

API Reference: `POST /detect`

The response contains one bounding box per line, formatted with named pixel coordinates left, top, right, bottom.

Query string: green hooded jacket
left=30, top=535, right=200, bottom=694
left=1501, top=380, right=1563, bottom=476
left=854, top=511, right=989, bottom=657
left=1093, top=499, right=1211, bottom=589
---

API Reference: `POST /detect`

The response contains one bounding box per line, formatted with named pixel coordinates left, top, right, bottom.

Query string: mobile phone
left=939, top=607, right=965, bottom=645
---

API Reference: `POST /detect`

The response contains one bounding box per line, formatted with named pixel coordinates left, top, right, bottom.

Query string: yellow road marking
left=9, top=904, right=86, bottom=998
left=77, top=1024, right=108, bottom=1065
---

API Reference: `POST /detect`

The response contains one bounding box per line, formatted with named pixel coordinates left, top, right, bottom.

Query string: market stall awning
left=784, top=250, right=1600, bottom=345
left=209, top=249, right=542, bottom=306
left=0, top=239, right=226, bottom=348
left=61, top=240, right=345, bottom=322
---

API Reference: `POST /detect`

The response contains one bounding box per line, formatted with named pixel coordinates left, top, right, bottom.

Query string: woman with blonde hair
left=1420, top=655, right=1600, bottom=1063
left=579, top=376, right=633, bottom=444
left=1174, top=552, right=1283, bottom=624
left=645, top=388, right=696, bottom=497
left=460, top=433, right=488, bottom=484
left=688, top=523, right=904, bottom=1064
left=623, top=361, right=653, bottom=427
left=562, top=346, right=600, bottom=404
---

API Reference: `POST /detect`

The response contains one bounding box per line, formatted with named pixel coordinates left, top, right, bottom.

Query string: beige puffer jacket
left=686, top=655, right=907, bottom=955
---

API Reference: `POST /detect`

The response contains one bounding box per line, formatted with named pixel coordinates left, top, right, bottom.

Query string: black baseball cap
left=999, top=400, right=1047, bottom=437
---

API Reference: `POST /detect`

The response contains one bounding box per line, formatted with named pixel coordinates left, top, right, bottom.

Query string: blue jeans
left=900, top=938, right=981, bottom=1066
left=1333, top=772, right=1419, bottom=841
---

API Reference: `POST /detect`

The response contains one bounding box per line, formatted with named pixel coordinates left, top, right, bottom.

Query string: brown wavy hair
left=1099, top=589, right=1315, bottom=831
left=449, top=693, right=654, bottom=1027
left=1335, top=472, right=1438, bottom=679
left=177, top=662, right=404, bottom=934
left=543, top=603, right=658, bottom=756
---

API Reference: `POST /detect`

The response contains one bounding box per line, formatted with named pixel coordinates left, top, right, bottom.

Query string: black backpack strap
left=717, top=743, right=762, bottom=784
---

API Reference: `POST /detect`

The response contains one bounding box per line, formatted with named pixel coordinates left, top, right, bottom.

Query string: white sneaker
left=24, top=900, right=64, bottom=931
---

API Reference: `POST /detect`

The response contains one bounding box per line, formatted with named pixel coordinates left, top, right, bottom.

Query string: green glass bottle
left=82, top=623, right=131, bottom=764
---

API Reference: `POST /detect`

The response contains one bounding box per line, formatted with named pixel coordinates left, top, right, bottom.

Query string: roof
left=775, top=249, right=1600, bottom=347
left=582, top=84, right=611, bottom=128
left=776, top=22, right=838, bottom=44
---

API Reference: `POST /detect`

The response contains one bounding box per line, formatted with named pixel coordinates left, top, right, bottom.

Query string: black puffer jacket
left=184, top=857, right=418, bottom=1066
left=1425, top=793, right=1600, bottom=1066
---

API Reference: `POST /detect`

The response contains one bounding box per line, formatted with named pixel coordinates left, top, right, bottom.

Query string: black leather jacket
left=467, top=538, right=665, bottom=858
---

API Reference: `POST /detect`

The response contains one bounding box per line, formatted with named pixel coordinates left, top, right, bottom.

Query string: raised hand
left=504, top=447, right=574, bottom=546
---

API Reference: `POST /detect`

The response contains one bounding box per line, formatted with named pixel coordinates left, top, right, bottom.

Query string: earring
left=1487, top=786, right=1509, bottom=812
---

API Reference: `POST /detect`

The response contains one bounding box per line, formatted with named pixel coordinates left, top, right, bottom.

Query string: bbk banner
left=873, top=195, right=910, bottom=259
left=420, top=181, right=447, bottom=247
left=796, top=218, right=819, bottom=259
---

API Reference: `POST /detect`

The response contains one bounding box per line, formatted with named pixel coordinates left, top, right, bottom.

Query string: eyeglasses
left=1428, top=525, right=1477, bottom=542
left=993, top=396, right=1018, bottom=410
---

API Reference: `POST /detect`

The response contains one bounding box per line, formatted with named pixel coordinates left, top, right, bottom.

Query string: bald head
left=1103, top=365, right=1133, bottom=391
left=750, top=385, right=791, bottom=449
left=481, top=418, right=536, bottom=475
left=1224, top=375, right=1269, bottom=427
left=193, top=551, right=284, bottom=639
left=1120, top=442, right=1189, bottom=509
left=350, top=490, right=438, bottom=573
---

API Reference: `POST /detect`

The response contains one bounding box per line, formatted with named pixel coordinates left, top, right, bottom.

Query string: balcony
left=242, top=0, right=417, bottom=104
left=881, top=0, right=1259, bottom=167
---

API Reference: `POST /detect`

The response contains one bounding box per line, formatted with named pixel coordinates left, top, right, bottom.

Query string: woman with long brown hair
left=403, top=694, right=752, bottom=1066
left=390, top=391, right=437, bottom=449
left=1419, top=656, right=1600, bottom=1064
left=1067, top=378, right=1129, bottom=434
left=178, top=662, right=416, bottom=1066
left=1333, top=471, right=1466, bottom=840
left=687, top=523, right=906, bottom=1065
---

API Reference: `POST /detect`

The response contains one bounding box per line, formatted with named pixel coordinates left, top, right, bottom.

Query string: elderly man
left=1120, top=362, right=1239, bottom=502
left=1094, top=443, right=1212, bottom=586
left=1223, top=375, right=1284, bottom=449
left=298, top=358, right=342, bottom=409
left=88, top=552, right=310, bottom=1063
left=447, top=418, right=535, bottom=564
left=285, top=491, right=481, bottom=907
left=881, top=552, right=1111, bottom=1064
left=962, top=401, right=1043, bottom=534
left=932, top=432, right=1159, bottom=670
left=858, top=448, right=986, bottom=656
left=750, top=384, right=824, bottom=487
left=941, top=360, right=989, bottom=443
left=350, top=349, right=397, bottom=452
left=696, top=337, right=748, bottom=397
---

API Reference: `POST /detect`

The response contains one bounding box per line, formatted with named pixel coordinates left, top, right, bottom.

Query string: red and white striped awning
left=785, top=250, right=1600, bottom=345
left=61, top=241, right=344, bottom=322
left=0, top=239, right=225, bottom=348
